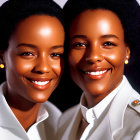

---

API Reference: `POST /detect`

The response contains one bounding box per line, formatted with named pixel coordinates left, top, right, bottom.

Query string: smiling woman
left=5, top=15, right=64, bottom=103
left=69, top=9, right=130, bottom=106
left=57, top=0, right=140, bottom=140
left=0, top=0, right=65, bottom=139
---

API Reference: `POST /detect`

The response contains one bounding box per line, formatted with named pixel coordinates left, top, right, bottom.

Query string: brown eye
left=51, top=53, right=63, bottom=58
left=103, top=41, right=117, bottom=49
left=103, top=41, right=116, bottom=46
left=18, top=51, right=36, bottom=59
left=20, top=52, right=34, bottom=56
left=72, top=42, right=87, bottom=49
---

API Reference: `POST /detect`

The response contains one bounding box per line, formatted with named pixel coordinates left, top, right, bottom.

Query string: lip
left=26, top=77, right=51, bottom=90
left=81, top=68, right=111, bottom=80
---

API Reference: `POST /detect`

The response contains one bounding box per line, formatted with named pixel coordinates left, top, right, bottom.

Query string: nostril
left=85, top=52, right=104, bottom=64
left=97, top=59, right=102, bottom=62
left=31, top=69, right=43, bottom=74
left=32, top=59, right=51, bottom=74
left=85, top=58, right=94, bottom=64
left=31, top=66, right=50, bottom=74
left=85, top=57, right=103, bottom=64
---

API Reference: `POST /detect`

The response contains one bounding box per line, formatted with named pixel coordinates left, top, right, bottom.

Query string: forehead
left=7, top=14, right=65, bottom=52
left=15, top=14, right=64, bottom=34
left=70, top=9, right=124, bottom=38
left=11, top=15, right=64, bottom=45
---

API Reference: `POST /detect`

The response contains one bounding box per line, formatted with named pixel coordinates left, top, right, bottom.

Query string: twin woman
left=0, top=0, right=140, bottom=140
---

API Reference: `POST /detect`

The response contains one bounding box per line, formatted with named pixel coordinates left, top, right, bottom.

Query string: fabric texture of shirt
left=81, top=76, right=124, bottom=121
left=57, top=75, right=140, bottom=140
left=0, top=82, right=61, bottom=140
left=80, top=77, right=125, bottom=140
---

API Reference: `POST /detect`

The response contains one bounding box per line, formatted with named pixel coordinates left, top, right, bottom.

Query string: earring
left=125, top=59, right=128, bottom=64
left=125, top=56, right=129, bottom=64
left=0, top=64, right=4, bottom=69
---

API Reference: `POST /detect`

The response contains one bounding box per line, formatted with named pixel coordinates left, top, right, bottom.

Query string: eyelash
left=51, top=53, right=63, bottom=58
left=71, top=41, right=117, bottom=49
left=20, top=52, right=34, bottom=56
left=72, top=42, right=87, bottom=48
left=103, top=41, right=117, bottom=47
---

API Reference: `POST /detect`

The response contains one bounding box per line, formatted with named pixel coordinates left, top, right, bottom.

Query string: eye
left=19, top=51, right=36, bottom=59
left=20, top=52, right=34, bottom=56
left=103, top=41, right=117, bottom=48
left=71, top=42, right=87, bottom=49
left=51, top=53, right=63, bottom=59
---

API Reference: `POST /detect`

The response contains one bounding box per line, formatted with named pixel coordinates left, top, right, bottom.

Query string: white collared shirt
left=80, top=76, right=125, bottom=140
left=0, top=82, right=61, bottom=140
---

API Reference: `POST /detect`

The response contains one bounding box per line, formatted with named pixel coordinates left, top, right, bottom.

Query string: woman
left=57, top=0, right=140, bottom=139
left=0, top=0, right=65, bottom=139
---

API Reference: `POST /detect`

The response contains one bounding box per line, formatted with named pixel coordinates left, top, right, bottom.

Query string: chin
left=30, top=93, right=51, bottom=103
left=83, top=85, right=110, bottom=97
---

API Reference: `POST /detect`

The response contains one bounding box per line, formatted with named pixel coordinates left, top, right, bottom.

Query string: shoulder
left=116, top=91, right=140, bottom=139
left=40, top=101, right=62, bottom=139
left=59, top=104, right=79, bottom=126
left=128, top=89, right=140, bottom=113
left=42, top=101, right=62, bottom=135
left=57, top=104, right=80, bottom=139
left=125, top=89, right=140, bottom=123
left=57, top=104, right=80, bottom=135
left=124, top=76, right=140, bottom=113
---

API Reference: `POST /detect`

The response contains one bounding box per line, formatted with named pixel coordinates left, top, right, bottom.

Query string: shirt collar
left=80, top=75, right=125, bottom=123
left=0, top=82, right=49, bottom=129
left=36, top=104, right=49, bottom=123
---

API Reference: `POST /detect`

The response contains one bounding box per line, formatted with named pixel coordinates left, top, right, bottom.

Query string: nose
left=85, top=44, right=104, bottom=64
left=32, top=55, right=50, bottom=74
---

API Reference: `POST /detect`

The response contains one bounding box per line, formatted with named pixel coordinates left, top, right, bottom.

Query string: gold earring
left=125, top=60, right=128, bottom=64
left=0, top=64, right=4, bottom=69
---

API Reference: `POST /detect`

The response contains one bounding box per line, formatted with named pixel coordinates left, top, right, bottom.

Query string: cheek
left=13, top=58, right=34, bottom=75
left=68, top=49, right=85, bottom=67
left=68, top=50, right=83, bottom=83
left=106, top=49, right=126, bottom=67
left=51, top=60, right=62, bottom=76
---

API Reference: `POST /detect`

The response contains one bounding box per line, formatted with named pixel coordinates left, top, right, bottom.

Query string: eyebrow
left=101, top=34, right=119, bottom=39
left=71, top=34, right=119, bottom=40
left=51, top=45, right=64, bottom=49
left=17, top=43, right=36, bottom=48
left=17, top=43, right=63, bottom=49
left=71, top=35, right=88, bottom=39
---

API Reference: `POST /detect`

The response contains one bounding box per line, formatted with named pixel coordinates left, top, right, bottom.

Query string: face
left=69, top=9, right=130, bottom=105
left=3, top=15, right=64, bottom=104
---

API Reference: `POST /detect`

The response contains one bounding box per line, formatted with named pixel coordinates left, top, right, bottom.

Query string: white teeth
left=87, top=70, right=107, bottom=75
left=32, top=81, right=49, bottom=85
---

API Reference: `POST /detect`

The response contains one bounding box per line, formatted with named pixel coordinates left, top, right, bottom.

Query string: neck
left=84, top=78, right=123, bottom=108
left=5, top=93, right=41, bottom=131
left=11, top=103, right=40, bottom=131
left=85, top=92, right=109, bottom=108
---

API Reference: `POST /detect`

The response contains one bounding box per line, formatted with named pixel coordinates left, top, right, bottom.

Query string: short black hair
left=63, top=0, right=140, bottom=51
left=63, top=0, right=140, bottom=93
left=0, top=0, right=64, bottom=51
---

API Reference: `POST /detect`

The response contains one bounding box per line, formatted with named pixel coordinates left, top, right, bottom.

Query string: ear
left=0, top=50, right=5, bottom=64
left=125, top=45, right=130, bottom=60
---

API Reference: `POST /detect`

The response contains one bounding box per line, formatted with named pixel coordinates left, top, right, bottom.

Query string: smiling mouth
left=85, top=70, right=107, bottom=76
left=82, top=68, right=111, bottom=80
left=32, top=80, right=50, bottom=86
left=26, top=78, right=51, bottom=90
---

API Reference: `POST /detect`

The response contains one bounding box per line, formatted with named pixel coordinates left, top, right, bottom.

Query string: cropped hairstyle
left=0, top=0, right=64, bottom=51
left=63, top=0, right=140, bottom=52
left=63, top=0, right=140, bottom=92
